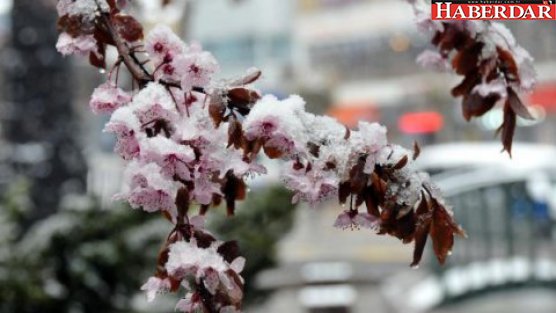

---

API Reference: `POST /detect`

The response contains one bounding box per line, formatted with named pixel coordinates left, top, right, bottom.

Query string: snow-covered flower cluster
left=407, top=0, right=536, bottom=154
left=142, top=234, right=245, bottom=312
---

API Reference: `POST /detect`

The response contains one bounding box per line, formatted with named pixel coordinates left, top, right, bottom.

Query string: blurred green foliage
left=0, top=182, right=296, bottom=312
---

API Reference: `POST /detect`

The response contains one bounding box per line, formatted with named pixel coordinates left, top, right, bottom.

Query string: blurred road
left=431, top=288, right=556, bottom=313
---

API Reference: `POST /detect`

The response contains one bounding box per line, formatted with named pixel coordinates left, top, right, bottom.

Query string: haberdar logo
left=432, top=0, right=556, bottom=20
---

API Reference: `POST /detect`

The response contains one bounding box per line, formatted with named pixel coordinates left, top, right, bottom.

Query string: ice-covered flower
left=175, top=51, right=219, bottom=92
left=56, top=33, right=97, bottom=57
left=129, top=82, right=180, bottom=125
left=356, top=122, right=388, bottom=173
left=117, top=161, right=179, bottom=215
left=167, top=241, right=241, bottom=275
left=140, top=276, right=171, bottom=302
left=165, top=240, right=245, bottom=303
left=104, top=106, right=142, bottom=160
left=333, top=210, right=379, bottom=230
left=243, top=95, right=307, bottom=156
left=141, top=136, right=195, bottom=180
left=89, top=82, right=132, bottom=114
left=145, top=25, right=187, bottom=65
left=283, top=167, right=338, bottom=206
left=191, top=169, right=222, bottom=205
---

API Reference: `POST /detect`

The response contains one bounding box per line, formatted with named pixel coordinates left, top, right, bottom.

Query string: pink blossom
left=118, top=162, right=179, bottom=215
left=333, top=210, right=379, bottom=230
left=175, top=51, right=219, bottom=92
left=357, top=122, right=388, bottom=173
left=141, top=137, right=195, bottom=180
left=140, top=276, right=171, bottom=302
left=56, top=33, right=97, bottom=57
left=165, top=240, right=245, bottom=302
left=191, top=170, right=222, bottom=205
left=145, top=25, right=187, bottom=65
left=243, top=95, right=308, bottom=156
left=104, top=107, right=142, bottom=160
left=89, top=82, right=132, bottom=114
left=284, top=167, right=338, bottom=206
left=130, top=82, right=179, bottom=125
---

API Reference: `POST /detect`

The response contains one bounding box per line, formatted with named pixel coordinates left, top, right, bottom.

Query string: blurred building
left=293, top=0, right=556, bottom=148
left=189, top=0, right=296, bottom=91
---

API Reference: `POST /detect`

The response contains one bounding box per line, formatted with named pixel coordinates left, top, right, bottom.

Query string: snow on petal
left=56, top=33, right=97, bottom=57
left=129, top=82, right=179, bottom=125
left=140, top=276, right=171, bottom=302
left=141, top=136, right=195, bottom=180
left=175, top=50, right=220, bottom=92
left=145, top=24, right=187, bottom=65
left=89, top=82, right=132, bottom=114
left=104, top=106, right=142, bottom=160
left=118, top=161, right=179, bottom=215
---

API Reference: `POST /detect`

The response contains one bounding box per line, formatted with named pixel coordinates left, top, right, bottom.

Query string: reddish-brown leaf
left=227, top=118, right=243, bottom=149
left=349, top=156, right=368, bottom=194
left=227, top=87, right=261, bottom=115
left=498, top=100, right=517, bottom=156
left=497, top=47, right=520, bottom=82
left=230, top=68, right=262, bottom=86
left=209, top=94, right=226, bottom=127
left=58, top=15, right=94, bottom=37
left=412, top=141, right=421, bottom=161
left=507, top=87, right=533, bottom=120
left=393, top=155, right=409, bottom=170
left=193, top=230, right=217, bottom=249
left=370, top=173, right=387, bottom=204
left=461, top=92, right=499, bottom=121
left=175, top=187, right=190, bottom=219
left=222, top=172, right=247, bottom=216
left=429, top=198, right=465, bottom=264
left=451, top=72, right=481, bottom=97
left=217, top=241, right=241, bottom=263
left=363, top=186, right=380, bottom=217
left=263, top=144, right=284, bottom=159
left=89, top=38, right=106, bottom=69
left=451, top=42, right=483, bottom=75
left=411, top=194, right=432, bottom=267
left=112, top=14, right=144, bottom=42
left=338, top=181, right=351, bottom=205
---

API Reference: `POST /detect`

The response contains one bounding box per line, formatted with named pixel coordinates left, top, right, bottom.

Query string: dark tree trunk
left=2, top=0, right=87, bottom=225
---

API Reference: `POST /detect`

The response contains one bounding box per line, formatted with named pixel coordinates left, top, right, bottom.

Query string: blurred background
left=0, top=0, right=555, bottom=312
